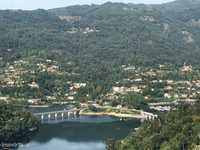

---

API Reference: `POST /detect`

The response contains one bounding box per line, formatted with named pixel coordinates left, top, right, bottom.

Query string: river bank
left=18, top=119, right=140, bottom=150
left=79, top=111, right=145, bottom=119
left=79, top=106, right=157, bottom=120
left=30, top=104, right=157, bottom=121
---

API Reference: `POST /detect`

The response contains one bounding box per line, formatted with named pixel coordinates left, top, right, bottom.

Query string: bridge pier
left=34, top=109, right=80, bottom=122
left=61, top=113, right=64, bottom=120
left=73, top=111, right=76, bottom=118
left=141, top=111, right=157, bottom=121
left=48, top=114, right=51, bottom=120
left=41, top=114, right=44, bottom=120
left=55, top=113, right=58, bottom=120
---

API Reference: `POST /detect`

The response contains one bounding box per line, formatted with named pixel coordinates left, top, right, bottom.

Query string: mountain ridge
left=0, top=0, right=200, bottom=67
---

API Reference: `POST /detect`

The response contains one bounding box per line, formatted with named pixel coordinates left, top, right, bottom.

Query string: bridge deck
left=33, top=109, right=79, bottom=116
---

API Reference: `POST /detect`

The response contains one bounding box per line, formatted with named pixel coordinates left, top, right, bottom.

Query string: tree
left=0, top=102, right=40, bottom=143
left=120, top=92, right=148, bottom=110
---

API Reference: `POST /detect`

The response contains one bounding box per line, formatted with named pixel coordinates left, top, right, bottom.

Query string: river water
left=18, top=116, right=140, bottom=150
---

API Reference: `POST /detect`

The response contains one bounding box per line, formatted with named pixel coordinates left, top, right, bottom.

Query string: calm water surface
left=19, top=116, right=140, bottom=150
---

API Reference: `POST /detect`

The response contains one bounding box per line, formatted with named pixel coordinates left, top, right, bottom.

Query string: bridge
left=141, top=111, right=158, bottom=121
left=33, top=108, right=80, bottom=121
left=33, top=108, right=157, bottom=122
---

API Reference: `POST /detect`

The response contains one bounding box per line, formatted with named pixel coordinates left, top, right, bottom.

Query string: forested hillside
left=1, top=0, right=200, bottom=148
left=1, top=0, right=200, bottom=100
left=49, top=0, right=200, bottom=65
left=1, top=0, right=200, bottom=66
left=107, top=103, right=200, bottom=150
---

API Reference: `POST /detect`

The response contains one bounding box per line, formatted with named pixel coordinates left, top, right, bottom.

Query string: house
left=152, top=80, right=159, bottom=83
left=112, top=87, right=125, bottom=94
left=0, top=97, right=9, bottom=102
left=28, top=99, right=41, bottom=105
left=69, top=91, right=77, bottom=96
left=103, top=102, right=111, bottom=106
left=150, top=106, right=171, bottom=112
left=8, top=66, right=15, bottom=72
left=181, top=63, right=192, bottom=73
left=159, top=64, right=166, bottom=69
left=59, top=16, right=81, bottom=22
left=164, top=86, right=173, bottom=91
left=82, top=27, right=95, bottom=34
left=117, top=105, right=122, bottom=109
left=134, top=78, right=142, bottom=82
left=46, top=59, right=52, bottom=63
left=47, top=65, right=59, bottom=73
left=166, top=80, right=174, bottom=85
left=67, top=96, right=74, bottom=100
left=140, top=16, right=155, bottom=22
left=174, top=94, right=179, bottom=98
left=123, top=66, right=136, bottom=71
left=7, top=80, right=15, bottom=86
left=28, top=81, right=39, bottom=88
left=164, top=93, right=172, bottom=99
left=129, top=86, right=142, bottom=93
left=46, top=96, right=56, bottom=101
left=180, top=94, right=188, bottom=99
left=73, top=83, right=87, bottom=89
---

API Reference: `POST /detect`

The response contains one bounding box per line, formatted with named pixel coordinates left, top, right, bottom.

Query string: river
left=18, top=116, right=140, bottom=150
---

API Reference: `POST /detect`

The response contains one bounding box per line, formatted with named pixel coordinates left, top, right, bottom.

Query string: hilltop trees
left=0, top=102, right=40, bottom=143
left=107, top=103, right=200, bottom=150
left=120, top=92, right=148, bottom=110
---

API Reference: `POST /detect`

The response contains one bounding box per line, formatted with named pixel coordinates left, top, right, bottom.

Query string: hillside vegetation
left=1, top=0, right=200, bottom=147
left=1, top=0, right=200, bottom=65
left=107, top=103, right=200, bottom=150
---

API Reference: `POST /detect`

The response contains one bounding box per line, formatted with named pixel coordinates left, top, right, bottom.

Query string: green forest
left=1, top=0, right=200, bottom=147
left=0, top=102, right=39, bottom=143
left=107, top=102, right=200, bottom=150
left=1, top=0, right=200, bottom=100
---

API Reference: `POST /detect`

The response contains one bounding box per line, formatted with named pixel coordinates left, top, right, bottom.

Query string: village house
left=59, top=16, right=81, bottom=22
left=112, top=86, right=126, bottom=94
left=82, top=27, right=96, bottom=34
left=123, top=66, right=136, bottom=71
left=180, top=94, right=188, bottom=99
left=69, top=91, right=77, bottom=96
left=73, top=83, right=87, bottom=89
left=28, top=99, right=41, bottom=105
left=181, top=63, right=193, bottom=73
left=0, top=97, right=9, bottom=102
left=164, top=86, right=173, bottom=91
left=47, top=65, right=59, bottom=73
left=117, top=104, right=123, bottom=109
left=194, top=80, right=200, bottom=87
left=105, top=93, right=119, bottom=100
left=46, top=59, right=52, bottom=63
left=164, top=93, right=172, bottom=99
left=46, top=96, right=56, bottom=101
left=67, top=96, right=74, bottom=100
left=150, top=106, right=171, bottom=112
left=140, top=16, right=155, bottom=22
left=28, top=81, right=39, bottom=89
left=134, top=78, right=143, bottom=82
left=166, top=80, right=174, bottom=85
left=37, top=63, right=46, bottom=69
left=7, top=80, right=15, bottom=86
left=129, top=86, right=142, bottom=93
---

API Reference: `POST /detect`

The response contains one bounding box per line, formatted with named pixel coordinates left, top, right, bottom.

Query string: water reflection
left=19, top=139, right=105, bottom=150
left=19, top=117, right=140, bottom=150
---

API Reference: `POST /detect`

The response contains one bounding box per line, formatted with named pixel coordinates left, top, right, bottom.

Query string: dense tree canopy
left=1, top=0, right=200, bottom=100
left=0, top=102, right=40, bottom=143
left=107, top=102, right=200, bottom=150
